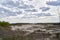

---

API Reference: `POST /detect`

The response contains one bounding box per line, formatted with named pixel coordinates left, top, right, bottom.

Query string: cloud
left=46, top=1, right=60, bottom=6
left=0, top=0, right=59, bottom=23
left=0, top=16, right=59, bottom=23
left=40, top=7, right=50, bottom=12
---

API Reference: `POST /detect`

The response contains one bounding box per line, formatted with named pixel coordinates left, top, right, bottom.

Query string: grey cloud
left=24, top=9, right=37, bottom=12
left=40, top=7, right=50, bottom=12
left=46, top=1, right=60, bottom=6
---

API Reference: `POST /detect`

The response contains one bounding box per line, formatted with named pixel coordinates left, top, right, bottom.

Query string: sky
left=0, top=0, right=60, bottom=23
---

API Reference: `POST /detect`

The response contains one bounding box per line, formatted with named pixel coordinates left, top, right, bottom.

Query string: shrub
left=0, top=21, right=10, bottom=27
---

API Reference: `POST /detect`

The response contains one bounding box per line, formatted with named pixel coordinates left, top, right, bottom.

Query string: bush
left=0, top=21, right=10, bottom=28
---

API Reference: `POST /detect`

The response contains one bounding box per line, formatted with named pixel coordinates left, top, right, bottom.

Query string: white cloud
left=0, top=0, right=59, bottom=23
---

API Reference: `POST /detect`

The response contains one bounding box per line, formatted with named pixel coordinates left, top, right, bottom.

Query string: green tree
left=0, top=21, right=10, bottom=27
